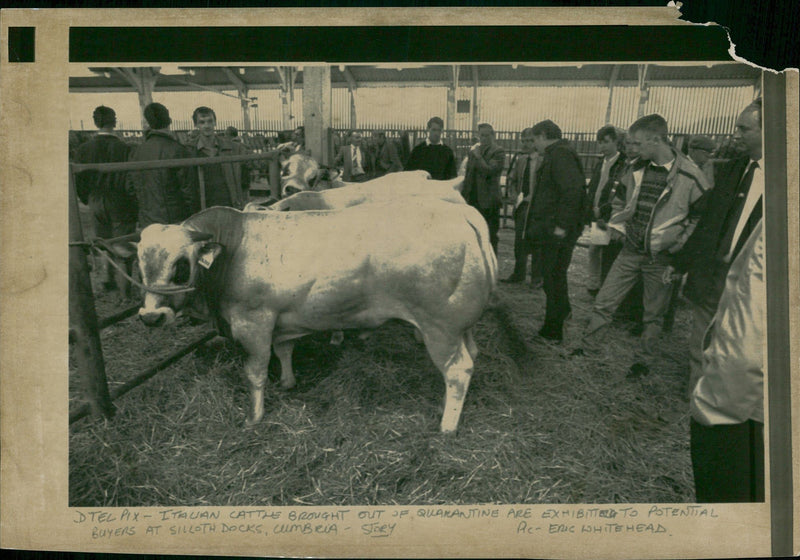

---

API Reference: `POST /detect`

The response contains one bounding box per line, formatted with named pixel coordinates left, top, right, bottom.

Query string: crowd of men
left=74, top=97, right=766, bottom=504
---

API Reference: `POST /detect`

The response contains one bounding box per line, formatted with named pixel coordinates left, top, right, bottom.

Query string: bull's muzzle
left=139, top=307, right=176, bottom=327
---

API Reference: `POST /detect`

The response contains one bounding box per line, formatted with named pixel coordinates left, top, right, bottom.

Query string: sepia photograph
left=2, top=7, right=797, bottom=559
left=67, top=61, right=765, bottom=508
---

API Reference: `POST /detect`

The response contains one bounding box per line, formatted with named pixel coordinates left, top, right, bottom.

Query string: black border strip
left=69, top=25, right=730, bottom=63
left=763, top=71, right=792, bottom=558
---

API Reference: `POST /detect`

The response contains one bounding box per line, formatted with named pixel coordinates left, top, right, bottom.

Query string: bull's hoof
left=280, top=380, right=296, bottom=390
left=244, top=414, right=262, bottom=428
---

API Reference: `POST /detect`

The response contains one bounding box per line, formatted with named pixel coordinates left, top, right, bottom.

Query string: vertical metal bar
left=198, top=166, right=207, bottom=209
left=763, top=71, right=792, bottom=559
left=68, top=165, right=115, bottom=420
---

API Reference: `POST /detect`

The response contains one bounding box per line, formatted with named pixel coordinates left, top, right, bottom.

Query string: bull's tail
left=463, top=208, right=498, bottom=291
left=483, top=296, right=531, bottom=371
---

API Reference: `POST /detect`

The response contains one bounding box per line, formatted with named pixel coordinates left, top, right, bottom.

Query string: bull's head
left=136, top=224, right=220, bottom=327
left=280, top=152, right=341, bottom=195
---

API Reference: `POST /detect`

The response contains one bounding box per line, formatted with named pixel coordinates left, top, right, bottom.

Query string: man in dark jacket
left=127, top=102, right=199, bottom=228
left=584, top=125, right=627, bottom=296
left=462, top=123, right=505, bottom=255
left=370, top=130, right=403, bottom=178
left=526, top=119, right=586, bottom=342
left=669, top=98, right=763, bottom=394
left=191, top=106, right=251, bottom=209
left=74, top=105, right=138, bottom=296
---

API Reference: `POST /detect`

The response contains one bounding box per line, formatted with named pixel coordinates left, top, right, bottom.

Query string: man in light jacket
left=584, top=114, right=710, bottom=360
left=690, top=219, right=764, bottom=502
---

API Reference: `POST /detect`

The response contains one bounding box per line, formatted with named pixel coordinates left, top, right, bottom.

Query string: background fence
left=70, top=127, right=734, bottom=183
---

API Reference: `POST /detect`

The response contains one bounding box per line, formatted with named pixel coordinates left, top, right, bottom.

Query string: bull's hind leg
left=465, top=328, right=479, bottom=361
left=272, top=338, right=297, bottom=389
left=422, top=330, right=474, bottom=433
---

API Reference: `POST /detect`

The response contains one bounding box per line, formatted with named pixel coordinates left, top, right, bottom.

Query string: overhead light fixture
left=103, top=71, right=111, bottom=79
left=339, top=65, right=346, bottom=72
left=239, top=67, right=245, bottom=74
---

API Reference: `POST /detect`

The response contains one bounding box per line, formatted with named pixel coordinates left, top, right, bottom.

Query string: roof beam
left=221, top=66, right=247, bottom=94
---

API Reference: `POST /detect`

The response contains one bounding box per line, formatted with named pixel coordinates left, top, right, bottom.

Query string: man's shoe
left=627, top=362, right=650, bottom=379
left=500, top=275, right=524, bottom=284
left=587, top=288, right=599, bottom=297
left=538, top=325, right=563, bottom=343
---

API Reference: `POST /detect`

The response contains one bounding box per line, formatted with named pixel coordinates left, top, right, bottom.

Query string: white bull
left=135, top=200, right=497, bottom=433
left=245, top=174, right=465, bottom=212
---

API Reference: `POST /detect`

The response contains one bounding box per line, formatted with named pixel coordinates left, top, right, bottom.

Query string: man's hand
left=662, top=265, right=679, bottom=285
left=595, top=219, right=607, bottom=231
left=553, top=226, right=566, bottom=239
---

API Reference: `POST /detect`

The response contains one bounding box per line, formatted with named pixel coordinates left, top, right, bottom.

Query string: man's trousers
left=690, top=418, right=764, bottom=502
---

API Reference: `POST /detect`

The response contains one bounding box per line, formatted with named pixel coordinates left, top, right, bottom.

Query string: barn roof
left=69, top=62, right=761, bottom=93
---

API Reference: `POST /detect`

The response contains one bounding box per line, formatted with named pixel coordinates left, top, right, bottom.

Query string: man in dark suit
left=670, top=98, right=763, bottom=395
left=501, top=127, right=543, bottom=288
left=334, top=130, right=373, bottom=182
left=462, top=123, right=505, bottom=255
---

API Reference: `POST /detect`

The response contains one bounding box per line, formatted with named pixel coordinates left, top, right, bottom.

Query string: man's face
left=292, top=128, right=304, bottom=144
left=350, top=133, right=362, bottom=147
left=532, top=134, right=549, bottom=154
left=195, top=113, right=216, bottom=137
left=427, top=122, right=443, bottom=144
left=521, top=135, right=536, bottom=154
left=372, top=132, right=385, bottom=147
left=688, top=146, right=712, bottom=166
left=624, top=136, right=640, bottom=160
left=598, top=136, right=618, bottom=158
left=478, top=127, right=494, bottom=147
left=732, top=107, right=762, bottom=160
left=628, top=130, right=658, bottom=161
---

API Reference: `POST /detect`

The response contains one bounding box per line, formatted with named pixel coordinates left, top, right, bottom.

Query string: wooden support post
left=68, top=167, right=114, bottom=420
left=116, top=67, right=160, bottom=130
left=303, top=66, right=332, bottom=165
left=471, top=65, right=480, bottom=132
left=604, top=64, right=621, bottom=124
left=636, top=64, right=649, bottom=119
left=222, top=67, right=252, bottom=131
left=446, top=64, right=458, bottom=130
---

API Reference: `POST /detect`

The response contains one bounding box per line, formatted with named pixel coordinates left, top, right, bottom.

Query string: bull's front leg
left=230, top=308, right=276, bottom=427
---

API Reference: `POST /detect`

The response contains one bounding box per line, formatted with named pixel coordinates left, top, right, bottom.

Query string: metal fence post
left=68, top=166, right=115, bottom=420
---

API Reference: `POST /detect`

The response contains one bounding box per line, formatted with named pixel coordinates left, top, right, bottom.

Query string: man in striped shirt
left=583, top=114, right=710, bottom=368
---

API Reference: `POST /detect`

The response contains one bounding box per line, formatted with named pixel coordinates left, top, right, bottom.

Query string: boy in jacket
left=584, top=114, right=710, bottom=358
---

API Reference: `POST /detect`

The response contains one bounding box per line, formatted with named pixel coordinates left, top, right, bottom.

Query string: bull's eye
left=173, top=257, right=191, bottom=285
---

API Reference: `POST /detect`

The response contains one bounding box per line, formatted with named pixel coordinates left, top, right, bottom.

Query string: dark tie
left=521, top=156, right=531, bottom=196
left=716, top=161, right=759, bottom=260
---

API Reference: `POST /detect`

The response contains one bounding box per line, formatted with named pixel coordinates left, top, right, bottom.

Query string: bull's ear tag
left=198, top=244, right=222, bottom=269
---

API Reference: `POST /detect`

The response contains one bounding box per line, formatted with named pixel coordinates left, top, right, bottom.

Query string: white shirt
left=350, top=145, right=364, bottom=174
left=426, top=138, right=443, bottom=146
left=725, top=159, right=763, bottom=261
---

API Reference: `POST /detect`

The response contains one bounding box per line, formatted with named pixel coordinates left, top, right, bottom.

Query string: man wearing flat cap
left=687, top=135, right=717, bottom=185
left=127, top=102, right=199, bottom=228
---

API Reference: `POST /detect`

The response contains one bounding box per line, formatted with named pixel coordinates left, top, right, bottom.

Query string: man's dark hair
left=225, top=126, right=238, bottom=138
left=745, top=97, right=762, bottom=128
left=477, top=123, right=495, bottom=135
left=531, top=119, right=562, bottom=140
left=427, top=116, right=444, bottom=129
left=629, top=114, right=669, bottom=142
left=521, top=127, right=535, bottom=137
left=143, top=102, right=171, bottom=130
left=373, top=130, right=386, bottom=139
left=192, top=106, right=217, bottom=125
left=92, top=106, right=116, bottom=129
left=596, top=125, right=618, bottom=143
